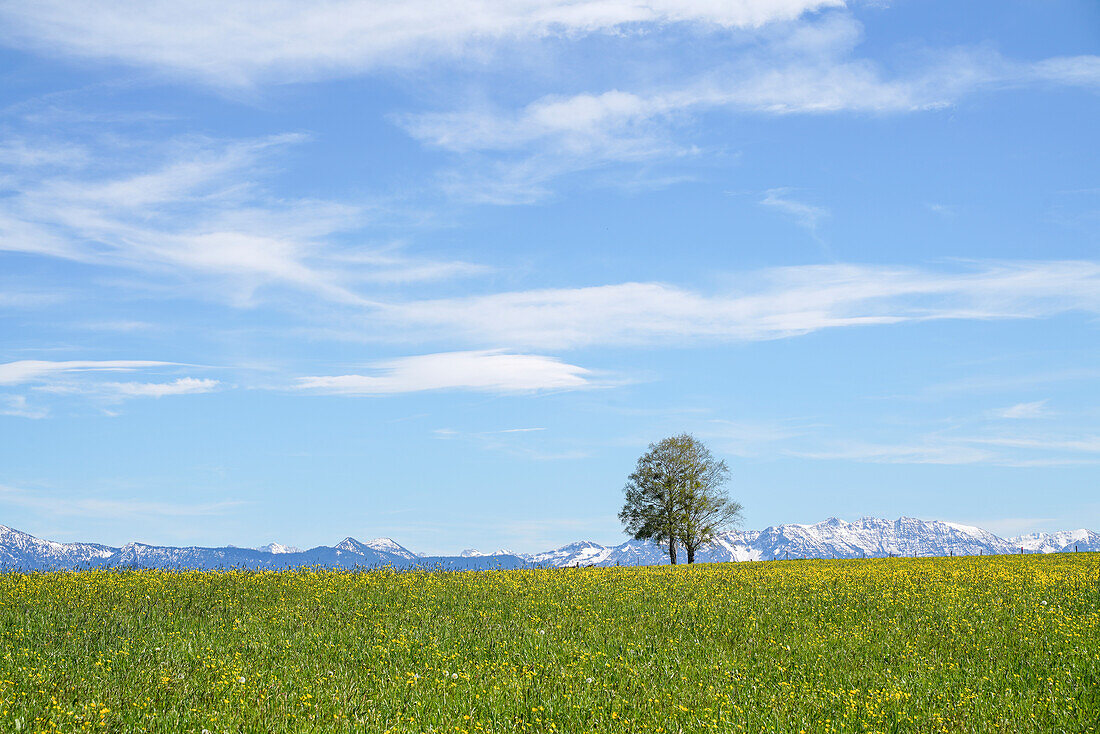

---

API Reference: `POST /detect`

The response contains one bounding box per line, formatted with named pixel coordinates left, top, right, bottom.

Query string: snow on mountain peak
left=1013, top=528, right=1097, bottom=553
left=529, top=540, right=613, bottom=567
left=255, top=543, right=301, bottom=554
left=1, top=517, right=1097, bottom=571
left=0, top=525, right=116, bottom=569
left=365, top=538, right=418, bottom=560
left=334, top=537, right=370, bottom=554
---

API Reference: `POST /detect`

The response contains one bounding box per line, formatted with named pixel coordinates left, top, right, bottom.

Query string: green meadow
left=1, top=554, right=1097, bottom=733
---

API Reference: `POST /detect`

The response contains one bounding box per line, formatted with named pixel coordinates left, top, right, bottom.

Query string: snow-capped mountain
left=704, top=517, right=1016, bottom=562
left=458, top=548, right=519, bottom=558
left=0, top=525, right=116, bottom=570
left=1015, top=529, right=1100, bottom=554
left=363, top=538, right=418, bottom=560
left=255, top=542, right=301, bottom=554
left=526, top=540, right=613, bottom=567
left=101, top=538, right=413, bottom=571
left=333, top=537, right=376, bottom=555
left=519, top=517, right=1100, bottom=567
left=0, top=517, right=1096, bottom=571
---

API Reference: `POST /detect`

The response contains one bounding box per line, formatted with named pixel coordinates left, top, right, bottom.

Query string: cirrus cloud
left=0, top=359, right=173, bottom=385
left=296, top=349, right=594, bottom=395
left=102, top=377, right=220, bottom=398
left=0, top=0, right=843, bottom=87
left=379, top=260, right=1100, bottom=349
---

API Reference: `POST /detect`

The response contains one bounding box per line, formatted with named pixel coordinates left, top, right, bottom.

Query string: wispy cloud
left=0, top=360, right=220, bottom=414
left=102, top=377, right=220, bottom=398
left=433, top=426, right=590, bottom=461
left=0, top=287, right=67, bottom=309
left=0, top=0, right=841, bottom=87
left=996, top=400, right=1049, bottom=419
left=0, top=395, right=49, bottom=419
left=0, top=484, right=243, bottom=519
left=960, top=434, right=1100, bottom=454
left=400, top=13, right=1100, bottom=203
left=926, top=203, right=956, bottom=218
left=0, top=138, right=88, bottom=167
left=791, top=441, right=997, bottom=465
left=922, top=369, right=1100, bottom=397
left=700, top=418, right=806, bottom=457
left=296, top=349, right=594, bottom=395
left=0, top=134, right=485, bottom=306
left=792, top=428, right=1100, bottom=467
left=760, top=188, right=829, bottom=236
left=0, top=359, right=172, bottom=385
left=380, top=260, right=1100, bottom=349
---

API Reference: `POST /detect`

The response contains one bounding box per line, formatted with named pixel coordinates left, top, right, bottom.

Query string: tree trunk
left=668, top=536, right=677, bottom=565
left=686, top=545, right=695, bottom=564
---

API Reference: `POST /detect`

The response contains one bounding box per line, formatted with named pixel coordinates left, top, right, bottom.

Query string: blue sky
left=0, top=0, right=1097, bottom=554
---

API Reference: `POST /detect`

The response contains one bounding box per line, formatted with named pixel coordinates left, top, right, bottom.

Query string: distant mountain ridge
left=0, top=517, right=1096, bottom=571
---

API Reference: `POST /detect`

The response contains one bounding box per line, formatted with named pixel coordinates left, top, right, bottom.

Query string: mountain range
left=1, top=517, right=1096, bottom=572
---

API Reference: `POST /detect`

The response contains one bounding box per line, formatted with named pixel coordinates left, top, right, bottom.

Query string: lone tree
left=619, top=434, right=742, bottom=564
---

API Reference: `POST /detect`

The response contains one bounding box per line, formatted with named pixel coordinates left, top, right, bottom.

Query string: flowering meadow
left=1, top=555, right=1097, bottom=733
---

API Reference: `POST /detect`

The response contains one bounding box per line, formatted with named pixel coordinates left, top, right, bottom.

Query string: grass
left=1, top=554, right=1098, bottom=733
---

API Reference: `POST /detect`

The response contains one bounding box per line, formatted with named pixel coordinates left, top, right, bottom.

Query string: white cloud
left=925, top=203, right=956, bottom=217
left=401, top=10, right=1100, bottom=202
left=0, top=134, right=485, bottom=305
left=0, top=484, right=242, bottom=518
left=792, top=442, right=996, bottom=465
left=296, top=349, right=593, bottom=395
left=0, top=138, right=88, bottom=167
left=103, top=377, right=220, bottom=398
left=792, top=429, right=1100, bottom=467
left=0, top=0, right=842, bottom=86
left=401, top=15, right=943, bottom=159
left=0, top=288, right=67, bottom=309
left=404, top=89, right=690, bottom=204
left=1027, top=55, right=1100, bottom=89
left=0, top=395, right=48, bottom=419
left=996, top=400, right=1048, bottom=419
left=760, top=188, right=829, bottom=233
left=0, top=360, right=219, bottom=412
left=922, top=369, right=1100, bottom=397
left=431, top=425, right=589, bottom=460
left=403, top=90, right=663, bottom=154
left=77, top=320, right=158, bottom=332
left=961, top=435, right=1100, bottom=453
left=0, top=359, right=171, bottom=385
left=380, top=260, right=1100, bottom=349
left=698, top=418, right=804, bottom=457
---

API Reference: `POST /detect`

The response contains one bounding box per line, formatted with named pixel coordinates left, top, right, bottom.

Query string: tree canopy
left=618, top=434, right=742, bottom=564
